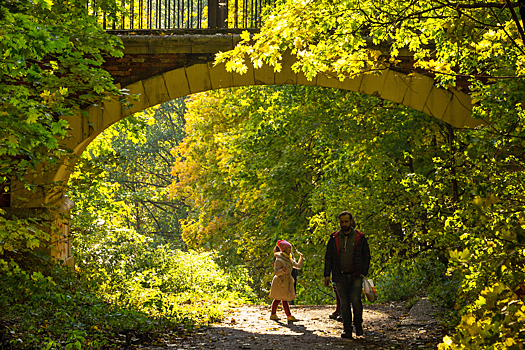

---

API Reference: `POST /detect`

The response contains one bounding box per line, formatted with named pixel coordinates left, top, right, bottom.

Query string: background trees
left=0, top=1, right=241, bottom=348
left=69, top=101, right=188, bottom=246
left=0, top=98, right=258, bottom=348
left=169, top=85, right=466, bottom=307
left=2, top=0, right=525, bottom=346
left=214, top=0, right=525, bottom=346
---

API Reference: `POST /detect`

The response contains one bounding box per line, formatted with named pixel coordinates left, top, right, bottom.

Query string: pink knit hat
left=277, top=240, right=291, bottom=251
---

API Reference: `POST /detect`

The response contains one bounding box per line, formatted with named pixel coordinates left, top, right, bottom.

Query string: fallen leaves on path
left=150, top=303, right=447, bottom=349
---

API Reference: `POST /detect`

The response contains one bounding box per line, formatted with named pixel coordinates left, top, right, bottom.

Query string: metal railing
left=88, top=0, right=274, bottom=30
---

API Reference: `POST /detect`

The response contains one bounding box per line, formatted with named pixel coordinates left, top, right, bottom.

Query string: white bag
left=363, top=277, right=377, bottom=302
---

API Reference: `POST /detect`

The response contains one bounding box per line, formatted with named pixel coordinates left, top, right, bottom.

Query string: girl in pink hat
left=269, top=240, right=305, bottom=322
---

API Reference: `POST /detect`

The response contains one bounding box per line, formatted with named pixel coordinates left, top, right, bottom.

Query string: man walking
left=324, top=211, right=371, bottom=339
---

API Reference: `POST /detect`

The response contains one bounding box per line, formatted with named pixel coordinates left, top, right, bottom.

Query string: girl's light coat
left=269, top=252, right=304, bottom=301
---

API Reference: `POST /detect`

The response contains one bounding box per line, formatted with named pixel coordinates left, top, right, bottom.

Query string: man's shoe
left=355, top=325, right=363, bottom=336
left=270, top=314, right=279, bottom=321
left=341, top=331, right=353, bottom=339
left=336, top=315, right=343, bottom=322
left=329, top=311, right=340, bottom=320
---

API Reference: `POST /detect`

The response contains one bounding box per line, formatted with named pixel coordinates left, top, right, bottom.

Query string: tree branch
left=505, top=0, right=525, bottom=43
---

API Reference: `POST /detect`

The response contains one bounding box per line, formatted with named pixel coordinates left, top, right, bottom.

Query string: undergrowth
left=375, top=258, right=463, bottom=329
left=0, top=231, right=257, bottom=349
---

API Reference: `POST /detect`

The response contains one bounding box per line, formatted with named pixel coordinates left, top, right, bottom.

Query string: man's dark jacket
left=324, top=229, right=371, bottom=282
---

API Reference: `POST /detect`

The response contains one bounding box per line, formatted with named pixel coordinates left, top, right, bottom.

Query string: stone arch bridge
left=12, top=30, right=484, bottom=264
left=67, top=31, right=480, bottom=190
left=84, top=31, right=481, bottom=167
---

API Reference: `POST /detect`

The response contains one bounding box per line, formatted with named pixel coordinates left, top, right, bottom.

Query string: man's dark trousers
left=335, top=275, right=363, bottom=333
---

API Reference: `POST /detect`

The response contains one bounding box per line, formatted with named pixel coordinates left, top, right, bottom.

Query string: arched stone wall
left=56, top=56, right=483, bottom=192
left=33, top=53, right=483, bottom=264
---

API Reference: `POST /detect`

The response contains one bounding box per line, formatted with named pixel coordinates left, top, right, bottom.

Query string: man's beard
left=340, top=225, right=351, bottom=233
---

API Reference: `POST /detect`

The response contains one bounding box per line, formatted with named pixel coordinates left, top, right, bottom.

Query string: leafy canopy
left=69, top=101, right=188, bottom=245
left=217, top=0, right=525, bottom=88
left=0, top=0, right=123, bottom=258
left=214, top=0, right=525, bottom=345
left=169, top=85, right=469, bottom=306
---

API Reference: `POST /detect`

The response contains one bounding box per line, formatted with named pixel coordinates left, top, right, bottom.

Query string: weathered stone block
left=402, top=74, right=434, bottom=113
left=232, top=61, right=255, bottom=87
left=101, top=96, right=123, bottom=131
left=122, top=81, right=150, bottom=117
left=163, top=68, right=191, bottom=99
left=275, top=50, right=296, bottom=85
left=297, top=70, right=317, bottom=87
left=186, top=63, right=212, bottom=94
left=143, top=74, right=171, bottom=108
left=442, top=92, right=486, bottom=128
left=85, top=105, right=102, bottom=138
left=254, top=63, right=276, bottom=86
left=423, top=86, right=452, bottom=121
left=317, top=73, right=340, bottom=89
left=191, top=35, right=235, bottom=53
left=210, top=61, right=233, bottom=89
left=381, top=70, right=410, bottom=104
left=359, top=69, right=389, bottom=97
left=338, top=73, right=364, bottom=92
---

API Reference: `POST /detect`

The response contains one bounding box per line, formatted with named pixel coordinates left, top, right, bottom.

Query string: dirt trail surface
left=160, top=301, right=446, bottom=350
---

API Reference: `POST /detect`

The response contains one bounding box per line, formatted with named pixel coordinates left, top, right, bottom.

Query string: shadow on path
left=158, top=303, right=444, bottom=350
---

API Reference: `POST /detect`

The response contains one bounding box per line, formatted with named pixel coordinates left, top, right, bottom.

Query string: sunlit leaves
left=169, top=85, right=456, bottom=303
left=439, top=283, right=525, bottom=349
left=0, top=0, right=123, bottom=176
left=0, top=0, right=124, bottom=256
left=69, top=101, right=188, bottom=246
left=1, top=240, right=256, bottom=348
left=171, top=80, right=525, bottom=350
left=217, top=0, right=525, bottom=104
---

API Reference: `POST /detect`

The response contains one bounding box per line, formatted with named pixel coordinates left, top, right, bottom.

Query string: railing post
left=208, top=0, right=228, bottom=28
left=219, top=0, right=228, bottom=28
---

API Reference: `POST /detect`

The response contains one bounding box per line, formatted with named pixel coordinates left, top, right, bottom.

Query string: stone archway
left=59, top=55, right=482, bottom=192
left=20, top=39, right=485, bottom=263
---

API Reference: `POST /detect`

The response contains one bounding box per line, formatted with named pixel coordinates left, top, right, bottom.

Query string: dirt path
left=161, top=301, right=446, bottom=350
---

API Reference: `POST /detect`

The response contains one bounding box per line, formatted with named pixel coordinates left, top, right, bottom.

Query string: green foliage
left=1, top=259, right=120, bottom=349
left=440, top=283, right=525, bottom=350
left=0, top=0, right=124, bottom=259
left=170, top=84, right=455, bottom=305
left=0, top=97, right=255, bottom=348
left=68, top=101, right=188, bottom=246
left=215, top=0, right=525, bottom=345
left=218, top=0, right=525, bottom=92
left=169, top=77, right=525, bottom=346
left=0, top=208, right=52, bottom=256
left=377, top=259, right=461, bottom=310
left=4, top=0, right=525, bottom=348
left=73, top=224, right=257, bottom=307
left=0, top=0, right=123, bottom=179
left=7, top=98, right=257, bottom=348
left=0, top=237, right=256, bottom=349
left=404, top=296, right=421, bottom=311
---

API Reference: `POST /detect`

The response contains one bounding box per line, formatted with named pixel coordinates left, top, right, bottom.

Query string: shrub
left=376, top=258, right=462, bottom=310
left=0, top=226, right=257, bottom=349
